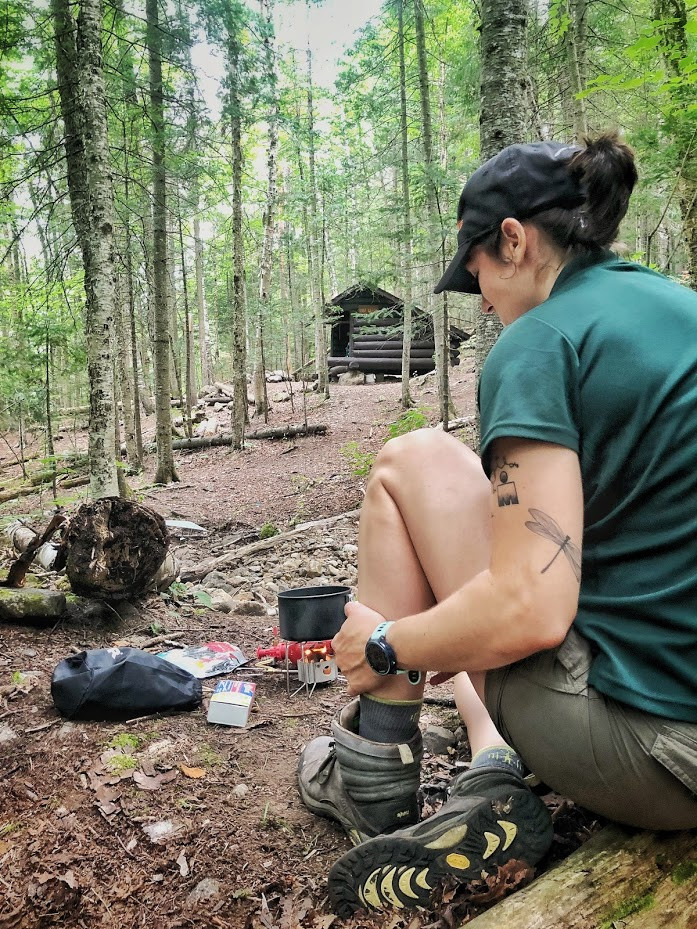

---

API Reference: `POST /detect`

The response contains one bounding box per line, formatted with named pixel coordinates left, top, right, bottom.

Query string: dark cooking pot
left=278, top=585, right=352, bottom=641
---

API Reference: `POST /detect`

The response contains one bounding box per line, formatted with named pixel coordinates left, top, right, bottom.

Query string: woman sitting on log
left=296, top=134, right=697, bottom=917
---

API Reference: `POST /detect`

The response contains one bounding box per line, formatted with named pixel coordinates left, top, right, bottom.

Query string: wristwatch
left=365, top=621, right=398, bottom=675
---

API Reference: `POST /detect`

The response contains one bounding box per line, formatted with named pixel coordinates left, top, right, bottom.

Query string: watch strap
left=366, top=622, right=421, bottom=683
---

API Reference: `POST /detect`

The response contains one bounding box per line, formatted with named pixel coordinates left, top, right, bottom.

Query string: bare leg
left=357, top=429, right=500, bottom=729
left=453, top=671, right=509, bottom=757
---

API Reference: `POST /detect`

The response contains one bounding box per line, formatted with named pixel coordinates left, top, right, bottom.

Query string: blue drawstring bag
left=51, top=647, right=202, bottom=721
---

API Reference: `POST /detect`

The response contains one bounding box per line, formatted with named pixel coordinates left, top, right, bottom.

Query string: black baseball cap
left=434, top=141, right=584, bottom=295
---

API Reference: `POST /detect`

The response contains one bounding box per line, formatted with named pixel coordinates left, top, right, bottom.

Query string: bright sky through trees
left=276, top=0, right=384, bottom=87
left=191, top=0, right=385, bottom=113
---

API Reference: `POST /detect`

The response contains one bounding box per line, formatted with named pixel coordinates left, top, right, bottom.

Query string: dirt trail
left=0, top=372, right=600, bottom=929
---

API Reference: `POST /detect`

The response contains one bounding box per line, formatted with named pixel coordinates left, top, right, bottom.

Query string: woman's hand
left=331, top=600, right=385, bottom=696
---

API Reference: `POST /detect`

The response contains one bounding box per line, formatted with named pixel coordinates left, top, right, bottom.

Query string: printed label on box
left=207, top=680, right=256, bottom=727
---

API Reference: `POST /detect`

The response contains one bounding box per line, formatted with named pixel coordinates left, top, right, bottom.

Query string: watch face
left=365, top=640, right=391, bottom=675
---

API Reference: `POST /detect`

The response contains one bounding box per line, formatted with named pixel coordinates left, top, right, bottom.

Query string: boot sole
left=328, top=785, right=552, bottom=916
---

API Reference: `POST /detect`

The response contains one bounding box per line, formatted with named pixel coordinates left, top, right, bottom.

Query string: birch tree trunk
left=306, top=45, right=329, bottom=398
left=125, top=238, right=144, bottom=464
left=146, top=0, right=178, bottom=483
left=413, top=0, right=452, bottom=425
left=475, top=0, right=528, bottom=447
left=565, top=0, right=589, bottom=141
left=253, top=0, right=279, bottom=419
left=140, top=210, right=157, bottom=414
left=53, top=0, right=119, bottom=498
left=397, top=0, right=413, bottom=409
left=229, top=38, right=248, bottom=449
left=177, top=199, right=195, bottom=438
left=194, top=210, right=213, bottom=387
left=115, top=274, right=138, bottom=466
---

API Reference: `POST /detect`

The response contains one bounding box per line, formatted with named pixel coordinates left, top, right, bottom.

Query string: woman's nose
left=481, top=297, right=494, bottom=315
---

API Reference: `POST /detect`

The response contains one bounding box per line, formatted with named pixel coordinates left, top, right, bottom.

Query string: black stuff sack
left=51, top=647, right=202, bottom=721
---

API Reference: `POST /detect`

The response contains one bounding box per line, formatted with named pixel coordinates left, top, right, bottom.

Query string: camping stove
left=256, top=638, right=338, bottom=696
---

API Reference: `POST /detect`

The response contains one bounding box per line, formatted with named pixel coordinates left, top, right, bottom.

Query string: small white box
left=207, top=680, right=256, bottom=727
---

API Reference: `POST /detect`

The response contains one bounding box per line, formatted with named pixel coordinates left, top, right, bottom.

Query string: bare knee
left=371, top=428, right=487, bottom=493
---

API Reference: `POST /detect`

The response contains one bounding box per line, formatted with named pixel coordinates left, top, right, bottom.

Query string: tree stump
left=55, top=497, right=169, bottom=600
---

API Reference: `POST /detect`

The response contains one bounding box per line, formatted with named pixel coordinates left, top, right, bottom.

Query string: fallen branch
left=171, top=424, right=327, bottom=450
left=25, top=719, right=62, bottom=734
left=181, top=509, right=360, bottom=582
left=135, top=631, right=186, bottom=649
left=436, top=416, right=473, bottom=432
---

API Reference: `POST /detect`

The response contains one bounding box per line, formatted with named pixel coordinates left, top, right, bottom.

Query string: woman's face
left=465, top=245, right=537, bottom=326
left=465, top=221, right=561, bottom=326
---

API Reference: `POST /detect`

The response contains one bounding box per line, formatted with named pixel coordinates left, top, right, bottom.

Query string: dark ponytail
left=532, top=132, right=638, bottom=251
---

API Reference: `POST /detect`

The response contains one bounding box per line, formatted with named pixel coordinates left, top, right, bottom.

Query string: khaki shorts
left=485, top=626, right=697, bottom=830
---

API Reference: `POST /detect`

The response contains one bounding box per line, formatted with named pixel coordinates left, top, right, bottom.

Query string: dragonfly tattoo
left=525, top=509, right=582, bottom=583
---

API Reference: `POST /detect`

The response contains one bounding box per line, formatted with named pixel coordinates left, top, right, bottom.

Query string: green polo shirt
left=479, top=250, right=697, bottom=722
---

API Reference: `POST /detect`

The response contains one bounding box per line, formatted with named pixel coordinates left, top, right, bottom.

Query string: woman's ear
left=499, top=218, right=527, bottom=265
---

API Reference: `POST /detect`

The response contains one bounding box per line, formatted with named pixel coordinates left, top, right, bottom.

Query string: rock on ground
left=0, top=587, right=66, bottom=623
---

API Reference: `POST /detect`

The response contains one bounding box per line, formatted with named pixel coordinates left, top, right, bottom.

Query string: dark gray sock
left=358, top=694, right=422, bottom=744
left=470, top=745, right=525, bottom=779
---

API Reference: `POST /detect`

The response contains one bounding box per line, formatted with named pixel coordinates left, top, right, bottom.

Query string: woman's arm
left=333, top=437, right=583, bottom=691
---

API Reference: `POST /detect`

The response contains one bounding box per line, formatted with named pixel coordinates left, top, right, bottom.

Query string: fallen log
left=4, top=520, right=62, bottom=572
left=247, top=424, right=327, bottom=440
left=464, top=824, right=696, bottom=929
left=214, top=381, right=235, bottom=399
left=1, top=511, right=68, bottom=587
left=59, top=475, right=90, bottom=489
left=171, top=424, right=327, bottom=450
left=181, top=508, right=361, bottom=582
left=0, top=485, right=41, bottom=505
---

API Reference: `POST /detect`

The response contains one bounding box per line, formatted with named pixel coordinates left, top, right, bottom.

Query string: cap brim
left=433, top=240, right=480, bottom=295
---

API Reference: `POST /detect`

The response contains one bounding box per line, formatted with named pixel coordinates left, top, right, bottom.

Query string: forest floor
left=0, top=364, right=602, bottom=929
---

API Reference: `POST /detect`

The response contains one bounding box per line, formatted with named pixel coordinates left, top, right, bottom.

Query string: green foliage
left=259, top=521, right=279, bottom=539
left=106, top=753, right=139, bottom=776
left=671, top=860, right=697, bottom=885
left=193, top=589, right=213, bottom=608
left=167, top=580, right=189, bottom=601
left=2, top=0, right=696, bottom=449
left=386, top=408, right=428, bottom=441
left=107, top=733, right=141, bottom=752
left=105, top=732, right=141, bottom=775
left=340, top=440, right=375, bottom=477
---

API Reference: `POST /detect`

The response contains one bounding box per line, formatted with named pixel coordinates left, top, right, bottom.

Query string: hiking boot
left=328, top=765, right=553, bottom=917
left=297, top=699, right=422, bottom=846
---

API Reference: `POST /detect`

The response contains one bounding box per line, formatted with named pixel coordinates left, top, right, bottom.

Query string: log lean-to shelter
left=325, top=284, right=470, bottom=380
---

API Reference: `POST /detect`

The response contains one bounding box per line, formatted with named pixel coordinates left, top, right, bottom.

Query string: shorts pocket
left=651, top=723, right=697, bottom=797
left=550, top=626, right=593, bottom=694
left=555, top=626, right=592, bottom=677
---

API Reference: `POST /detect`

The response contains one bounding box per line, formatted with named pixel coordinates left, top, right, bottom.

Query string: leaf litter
left=0, top=378, right=604, bottom=928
